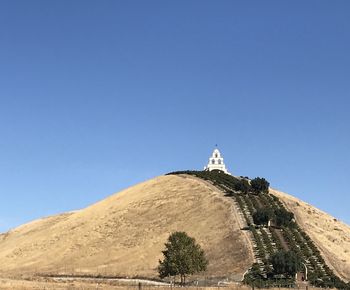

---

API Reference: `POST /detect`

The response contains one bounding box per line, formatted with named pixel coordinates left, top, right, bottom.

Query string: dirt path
left=50, top=276, right=170, bottom=285
left=271, top=227, right=289, bottom=251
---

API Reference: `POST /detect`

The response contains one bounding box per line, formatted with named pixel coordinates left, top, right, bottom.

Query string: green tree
left=253, top=208, right=272, bottom=226
left=251, top=177, right=270, bottom=194
left=234, top=179, right=251, bottom=194
left=274, top=208, right=294, bottom=227
left=158, top=232, right=208, bottom=285
left=270, top=250, right=301, bottom=277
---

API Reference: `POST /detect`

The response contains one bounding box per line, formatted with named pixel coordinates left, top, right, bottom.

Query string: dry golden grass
left=271, top=188, right=350, bottom=282
left=0, top=175, right=253, bottom=280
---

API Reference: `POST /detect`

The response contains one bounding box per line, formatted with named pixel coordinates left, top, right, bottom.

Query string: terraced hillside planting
left=270, top=188, right=350, bottom=282
left=168, top=171, right=350, bottom=289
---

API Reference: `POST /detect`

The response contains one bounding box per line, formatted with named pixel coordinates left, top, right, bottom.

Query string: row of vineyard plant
left=167, top=170, right=349, bottom=289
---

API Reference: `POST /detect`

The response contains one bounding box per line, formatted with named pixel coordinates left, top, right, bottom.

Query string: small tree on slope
left=158, top=231, right=208, bottom=285
left=251, top=177, right=270, bottom=194
left=253, top=208, right=272, bottom=226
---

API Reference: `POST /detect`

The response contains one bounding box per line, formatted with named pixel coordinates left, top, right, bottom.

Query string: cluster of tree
left=168, top=171, right=271, bottom=196
left=252, top=208, right=294, bottom=227
left=274, top=208, right=294, bottom=227
left=270, top=250, right=302, bottom=277
left=233, top=178, right=251, bottom=194
left=253, top=208, right=272, bottom=226
left=244, top=251, right=302, bottom=286
left=158, top=232, right=208, bottom=285
left=232, top=177, right=270, bottom=195
left=250, top=177, right=270, bottom=194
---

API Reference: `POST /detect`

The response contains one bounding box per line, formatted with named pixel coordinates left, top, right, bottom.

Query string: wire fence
left=0, top=276, right=325, bottom=290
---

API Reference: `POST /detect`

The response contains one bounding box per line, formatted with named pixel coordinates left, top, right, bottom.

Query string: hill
left=0, top=174, right=253, bottom=280
left=0, top=172, right=349, bottom=287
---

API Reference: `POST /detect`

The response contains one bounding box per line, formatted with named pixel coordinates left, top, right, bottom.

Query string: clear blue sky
left=0, top=1, right=349, bottom=231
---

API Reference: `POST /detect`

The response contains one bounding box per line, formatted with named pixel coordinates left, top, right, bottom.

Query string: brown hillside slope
left=271, top=189, right=350, bottom=282
left=0, top=175, right=253, bottom=279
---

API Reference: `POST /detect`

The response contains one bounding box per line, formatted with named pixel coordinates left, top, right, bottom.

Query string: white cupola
left=204, top=148, right=231, bottom=174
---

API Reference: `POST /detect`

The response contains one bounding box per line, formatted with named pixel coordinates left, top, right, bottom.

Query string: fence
left=0, top=276, right=331, bottom=290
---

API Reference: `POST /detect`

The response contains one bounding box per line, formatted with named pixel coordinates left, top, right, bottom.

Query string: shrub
left=251, top=177, right=270, bottom=194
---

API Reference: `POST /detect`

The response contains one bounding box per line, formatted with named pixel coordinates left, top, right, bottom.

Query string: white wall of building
left=204, top=148, right=231, bottom=175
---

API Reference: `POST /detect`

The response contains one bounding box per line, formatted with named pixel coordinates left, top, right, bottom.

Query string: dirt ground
left=0, top=278, right=325, bottom=290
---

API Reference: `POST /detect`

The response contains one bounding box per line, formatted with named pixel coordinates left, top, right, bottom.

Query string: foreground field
left=0, top=278, right=323, bottom=290
left=0, top=277, right=168, bottom=290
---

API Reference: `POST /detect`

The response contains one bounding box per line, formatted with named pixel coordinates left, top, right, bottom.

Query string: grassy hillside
left=0, top=175, right=253, bottom=280
left=0, top=171, right=348, bottom=289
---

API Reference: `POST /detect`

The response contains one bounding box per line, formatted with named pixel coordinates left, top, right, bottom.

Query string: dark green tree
left=234, top=179, right=251, bottom=194
left=158, top=232, right=208, bottom=285
left=274, top=208, right=294, bottom=227
left=250, top=177, right=270, bottom=194
left=270, top=250, right=301, bottom=277
left=253, top=208, right=272, bottom=226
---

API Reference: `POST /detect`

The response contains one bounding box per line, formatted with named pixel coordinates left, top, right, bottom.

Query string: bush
left=251, top=177, right=270, bottom=194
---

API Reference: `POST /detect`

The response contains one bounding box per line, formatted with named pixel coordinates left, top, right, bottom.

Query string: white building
left=204, top=148, right=231, bottom=175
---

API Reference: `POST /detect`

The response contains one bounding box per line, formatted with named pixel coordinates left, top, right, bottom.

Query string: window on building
left=212, top=159, right=215, bottom=164
left=215, top=153, right=218, bottom=158
left=218, top=159, right=222, bottom=164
